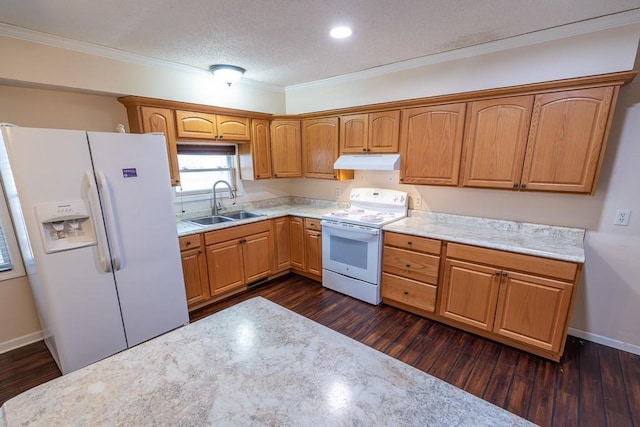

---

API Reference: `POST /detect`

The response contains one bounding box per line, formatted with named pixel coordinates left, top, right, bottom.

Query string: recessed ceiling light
left=330, top=26, right=352, bottom=39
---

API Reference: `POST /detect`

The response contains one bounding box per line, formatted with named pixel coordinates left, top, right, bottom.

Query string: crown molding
left=0, top=22, right=284, bottom=93
left=286, top=8, right=640, bottom=93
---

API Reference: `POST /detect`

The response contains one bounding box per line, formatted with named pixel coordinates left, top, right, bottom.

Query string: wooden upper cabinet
left=175, top=110, right=217, bottom=139
left=340, top=111, right=400, bottom=154
left=270, top=120, right=302, bottom=178
left=139, top=106, right=180, bottom=187
left=216, top=114, right=251, bottom=141
left=340, top=114, right=368, bottom=153
left=369, top=111, right=400, bottom=153
left=175, top=110, right=250, bottom=141
left=400, top=104, right=466, bottom=185
left=521, top=86, right=616, bottom=193
left=302, top=117, right=352, bottom=180
left=461, top=96, right=534, bottom=190
left=241, top=119, right=271, bottom=180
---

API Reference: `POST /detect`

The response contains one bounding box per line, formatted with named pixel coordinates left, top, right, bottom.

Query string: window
left=175, top=144, right=238, bottom=196
left=0, top=183, right=25, bottom=280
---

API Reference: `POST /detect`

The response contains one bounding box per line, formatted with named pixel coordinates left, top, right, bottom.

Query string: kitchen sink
left=186, top=211, right=263, bottom=226
left=187, top=216, right=234, bottom=226
left=223, top=210, right=264, bottom=220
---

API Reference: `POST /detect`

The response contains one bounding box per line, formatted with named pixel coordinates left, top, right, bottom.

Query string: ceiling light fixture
left=209, top=64, right=246, bottom=86
left=330, top=26, right=352, bottom=39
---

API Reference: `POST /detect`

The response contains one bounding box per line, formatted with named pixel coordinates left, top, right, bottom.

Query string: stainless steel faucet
left=212, top=180, right=235, bottom=216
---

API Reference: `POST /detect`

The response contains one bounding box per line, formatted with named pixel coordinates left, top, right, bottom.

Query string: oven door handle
left=321, top=221, right=380, bottom=236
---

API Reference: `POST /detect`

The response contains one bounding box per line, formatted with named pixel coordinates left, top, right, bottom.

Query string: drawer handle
left=403, top=290, right=409, bottom=295
left=186, top=241, right=191, bottom=246
left=405, top=264, right=411, bottom=268
left=407, top=241, right=412, bottom=245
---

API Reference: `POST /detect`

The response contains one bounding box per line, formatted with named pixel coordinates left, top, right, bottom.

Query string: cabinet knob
left=407, top=241, right=412, bottom=245
left=218, top=135, right=223, bottom=139
left=362, top=148, right=367, bottom=152
left=520, top=183, right=527, bottom=189
left=403, top=290, right=409, bottom=295
left=494, top=271, right=501, bottom=276
left=186, top=241, right=191, bottom=246
left=406, top=264, right=411, bottom=268
left=502, top=271, right=508, bottom=277
left=513, top=183, right=519, bottom=188
left=274, top=174, right=278, bottom=177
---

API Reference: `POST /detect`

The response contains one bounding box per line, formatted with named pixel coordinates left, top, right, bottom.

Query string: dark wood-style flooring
left=1, top=275, right=639, bottom=426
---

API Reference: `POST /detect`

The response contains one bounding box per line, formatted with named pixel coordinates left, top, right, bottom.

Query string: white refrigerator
left=0, top=126, right=189, bottom=374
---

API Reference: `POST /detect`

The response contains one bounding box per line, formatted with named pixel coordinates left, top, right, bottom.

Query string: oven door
left=321, top=220, right=382, bottom=284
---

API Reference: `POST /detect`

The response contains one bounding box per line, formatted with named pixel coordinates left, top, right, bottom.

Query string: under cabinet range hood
left=333, top=154, right=400, bottom=171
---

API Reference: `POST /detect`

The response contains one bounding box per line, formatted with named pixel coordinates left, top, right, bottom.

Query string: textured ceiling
left=1, top=0, right=639, bottom=87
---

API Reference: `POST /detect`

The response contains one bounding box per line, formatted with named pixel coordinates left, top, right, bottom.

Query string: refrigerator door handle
left=96, top=171, right=123, bottom=271
left=85, top=171, right=112, bottom=273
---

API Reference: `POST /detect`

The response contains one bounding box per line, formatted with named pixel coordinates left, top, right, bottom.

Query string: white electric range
left=321, top=188, right=408, bottom=304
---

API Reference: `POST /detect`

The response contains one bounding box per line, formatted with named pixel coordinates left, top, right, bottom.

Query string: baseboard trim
left=0, top=330, right=44, bottom=354
left=568, top=327, right=640, bottom=356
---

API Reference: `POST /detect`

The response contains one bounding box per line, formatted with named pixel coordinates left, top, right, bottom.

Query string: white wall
left=0, top=35, right=286, bottom=114
left=286, top=24, right=640, bottom=352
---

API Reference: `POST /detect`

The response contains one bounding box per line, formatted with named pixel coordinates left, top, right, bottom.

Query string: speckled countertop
left=0, top=297, right=533, bottom=426
left=385, top=211, right=585, bottom=263
left=176, top=199, right=585, bottom=263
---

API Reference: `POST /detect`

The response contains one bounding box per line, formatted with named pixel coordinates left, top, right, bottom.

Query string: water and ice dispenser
left=35, top=200, right=97, bottom=253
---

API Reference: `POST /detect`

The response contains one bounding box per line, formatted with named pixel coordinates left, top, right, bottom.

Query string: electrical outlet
left=335, top=189, right=341, bottom=198
left=414, top=196, right=422, bottom=207
left=614, top=209, right=631, bottom=226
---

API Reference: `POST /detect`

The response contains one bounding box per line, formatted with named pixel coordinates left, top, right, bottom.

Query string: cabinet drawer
left=179, top=234, right=202, bottom=251
left=383, top=246, right=440, bottom=284
left=384, top=232, right=441, bottom=254
left=204, top=221, right=270, bottom=246
left=381, top=273, right=436, bottom=313
left=305, top=218, right=321, bottom=231
left=446, top=243, right=577, bottom=281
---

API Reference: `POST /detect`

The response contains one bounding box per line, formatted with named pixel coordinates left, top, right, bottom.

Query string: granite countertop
left=176, top=203, right=341, bottom=236
left=175, top=199, right=585, bottom=263
left=0, top=297, right=533, bottom=426
left=384, top=211, right=586, bottom=263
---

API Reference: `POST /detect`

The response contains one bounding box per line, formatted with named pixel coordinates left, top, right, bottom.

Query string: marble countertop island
left=1, top=298, right=533, bottom=426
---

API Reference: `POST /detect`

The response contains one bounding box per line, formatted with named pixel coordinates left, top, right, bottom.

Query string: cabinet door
left=181, top=247, right=210, bottom=308
left=175, top=110, right=218, bottom=139
left=305, top=229, right=322, bottom=278
left=289, top=217, right=306, bottom=270
left=216, top=115, right=251, bottom=141
left=339, top=114, right=368, bottom=153
left=400, top=104, right=466, bottom=185
left=302, top=117, right=340, bottom=179
left=439, top=259, right=500, bottom=331
left=494, top=271, right=572, bottom=353
left=521, top=86, right=615, bottom=193
left=248, top=119, right=272, bottom=179
left=206, top=240, right=245, bottom=296
left=139, top=106, right=180, bottom=186
left=272, top=217, right=291, bottom=272
left=242, top=231, right=273, bottom=283
left=461, top=96, right=533, bottom=189
left=369, top=110, right=400, bottom=153
left=270, top=120, right=302, bottom=178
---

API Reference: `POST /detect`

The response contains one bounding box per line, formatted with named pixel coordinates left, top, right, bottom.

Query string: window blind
left=0, top=223, right=14, bottom=272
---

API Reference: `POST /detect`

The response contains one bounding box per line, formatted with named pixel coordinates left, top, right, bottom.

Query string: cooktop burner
left=322, top=188, right=408, bottom=228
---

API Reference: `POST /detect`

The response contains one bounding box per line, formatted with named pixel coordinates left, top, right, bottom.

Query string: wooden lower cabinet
left=179, top=234, right=210, bottom=310
left=439, top=243, right=579, bottom=360
left=289, top=217, right=322, bottom=280
left=204, top=221, right=273, bottom=298
left=381, top=232, right=442, bottom=315
left=272, top=217, right=291, bottom=273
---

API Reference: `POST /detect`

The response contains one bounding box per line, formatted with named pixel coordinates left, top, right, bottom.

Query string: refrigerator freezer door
left=0, top=127, right=128, bottom=374
left=87, top=132, right=189, bottom=347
